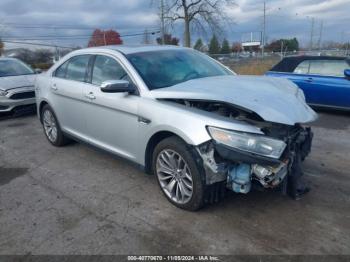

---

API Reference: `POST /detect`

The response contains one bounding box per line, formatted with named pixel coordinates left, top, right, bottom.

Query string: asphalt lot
left=0, top=111, right=349, bottom=255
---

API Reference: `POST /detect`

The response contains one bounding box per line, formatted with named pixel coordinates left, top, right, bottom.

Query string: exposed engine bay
left=165, top=99, right=313, bottom=200
left=165, top=99, right=265, bottom=124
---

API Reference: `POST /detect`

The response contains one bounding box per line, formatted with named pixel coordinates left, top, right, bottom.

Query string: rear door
left=50, top=55, right=91, bottom=136
left=82, top=54, right=140, bottom=161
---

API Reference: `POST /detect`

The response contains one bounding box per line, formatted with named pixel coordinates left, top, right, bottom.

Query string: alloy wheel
left=43, top=109, right=58, bottom=143
left=156, top=149, right=193, bottom=204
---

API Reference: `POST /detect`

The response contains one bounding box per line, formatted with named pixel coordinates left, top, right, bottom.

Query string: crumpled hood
left=0, top=74, right=36, bottom=91
left=150, top=75, right=317, bottom=125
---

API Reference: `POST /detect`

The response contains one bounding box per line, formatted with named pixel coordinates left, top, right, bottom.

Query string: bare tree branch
left=152, top=0, right=236, bottom=47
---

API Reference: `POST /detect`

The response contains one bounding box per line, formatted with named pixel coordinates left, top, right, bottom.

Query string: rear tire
left=152, top=136, right=206, bottom=211
left=41, top=104, right=70, bottom=147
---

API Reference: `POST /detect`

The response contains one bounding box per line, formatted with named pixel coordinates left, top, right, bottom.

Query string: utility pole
left=262, top=1, right=266, bottom=58
left=280, top=40, right=284, bottom=59
left=309, top=17, right=315, bottom=51
left=317, top=20, right=323, bottom=50
left=143, top=29, right=151, bottom=44
left=160, top=0, right=166, bottom=45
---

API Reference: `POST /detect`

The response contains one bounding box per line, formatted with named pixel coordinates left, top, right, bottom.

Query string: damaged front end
left=163, top=99, right=315, bottom=201
left=152, top=75, right=317, bottom=202
left=196, top=124, right=313, bottom=201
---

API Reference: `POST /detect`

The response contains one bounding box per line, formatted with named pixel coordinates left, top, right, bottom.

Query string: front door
left=82, top=54, right=140, bottom=161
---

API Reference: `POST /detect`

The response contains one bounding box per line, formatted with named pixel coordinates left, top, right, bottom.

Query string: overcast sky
left=0, top=0, right=349, bottom=49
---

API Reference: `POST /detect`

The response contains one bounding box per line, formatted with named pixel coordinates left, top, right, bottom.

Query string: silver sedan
left=0, top=58, right=37, bottom=114
left=35, top=45, right=317, bottom=210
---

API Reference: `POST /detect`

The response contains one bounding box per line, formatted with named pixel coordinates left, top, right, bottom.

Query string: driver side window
left=92, top=55, right=127, bottom=85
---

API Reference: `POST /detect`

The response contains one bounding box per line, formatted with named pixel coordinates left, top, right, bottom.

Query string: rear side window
left=54, top=55, right=90, bottom=82
left=91, top=55, right=127, bottom=85
left=294, top=60, right=310, bottom=74
left=309, top=60, right=349, bottom=77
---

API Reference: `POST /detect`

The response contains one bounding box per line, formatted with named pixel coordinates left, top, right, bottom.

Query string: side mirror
left=100, top=80, right=134, bottom=93
left=344, top=69, right=350, bottom=80
left=34, top=68, right=42, bottom=74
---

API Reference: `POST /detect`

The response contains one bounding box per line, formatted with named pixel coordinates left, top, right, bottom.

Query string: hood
left=150, top=75, right=317, bottom=126
left=0, top=74, right=36, bottom=91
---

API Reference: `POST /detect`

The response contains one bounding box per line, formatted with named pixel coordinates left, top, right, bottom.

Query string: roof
left=0, top=57, right=20, bottom=61
left=86, top=45, right=186, bottom=55
left=270, top=55, right=350, bottom=73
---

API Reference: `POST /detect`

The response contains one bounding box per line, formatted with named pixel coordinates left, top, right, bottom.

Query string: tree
left=193, top=38, right=204, bottom=51
left=266, top=38, right=299, bottom=52
left=156, top=33, right=179, bottom=45
left=221, top=38, right=230, bottom=54
left=14, top=49, right=34, bottom=64
left=33, top=49, right=53, bottom=64
left=88, top=29, right=123, bottom=47
left=0, top=38, right=4, bottom=56
left=231, top=42, right=242, bottom=52
left=208, top=35, right=220, bottom=54
left=159, top=0, right=235, bottom=47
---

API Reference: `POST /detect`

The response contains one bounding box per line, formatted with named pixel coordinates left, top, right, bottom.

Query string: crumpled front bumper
left=196, top=126, right=313, bottom=198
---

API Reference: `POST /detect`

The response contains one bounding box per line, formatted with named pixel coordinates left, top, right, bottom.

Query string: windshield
left=0, top=59, right=34, bottom=77
left=127, top=49, right=234, bottom=90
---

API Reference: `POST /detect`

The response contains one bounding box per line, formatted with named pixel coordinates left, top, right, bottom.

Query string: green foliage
left=221, top=39, right=231, bottom=54
left=267, top=38, right=299, bottom=52
left=209, top=35, right=221, bottom=54
left=193, top=38, right=204, bottom=51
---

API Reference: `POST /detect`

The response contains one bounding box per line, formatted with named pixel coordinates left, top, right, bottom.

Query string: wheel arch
left=38, top=100, right=49, bottom=123
left=144, top=131, right=188, bottom=174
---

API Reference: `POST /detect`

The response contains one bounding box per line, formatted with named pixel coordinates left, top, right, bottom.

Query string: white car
left=35, top=45, right=317, bottom=210
left=0, top=58, right=38, bottom=114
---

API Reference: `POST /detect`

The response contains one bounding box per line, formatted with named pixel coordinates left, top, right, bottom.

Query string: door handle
left=85, top=92, right=96, bottom=100
left=51, top=83, right=58, bottom=91
left=305, top=77, right=313, bottom=83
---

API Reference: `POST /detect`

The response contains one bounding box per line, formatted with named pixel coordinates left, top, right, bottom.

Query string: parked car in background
left=35, top=46, right=316, bottom=211
left=0, top=58, right=39, bottom=114
left=266, top=56, right=350, bottom=110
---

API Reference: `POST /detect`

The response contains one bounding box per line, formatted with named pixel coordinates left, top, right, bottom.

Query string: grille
left=9, top=91, right=35, bottom=100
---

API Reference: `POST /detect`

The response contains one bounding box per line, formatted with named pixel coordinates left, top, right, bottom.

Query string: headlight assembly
left=0, top=90, right=8, bottom=96
left=207, top=126, right=286, bottom=159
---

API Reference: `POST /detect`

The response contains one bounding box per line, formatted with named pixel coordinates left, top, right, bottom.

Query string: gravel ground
left=0, top=111, right=349, bottom=255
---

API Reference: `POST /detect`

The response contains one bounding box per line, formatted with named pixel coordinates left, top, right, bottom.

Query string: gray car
left=0, top=58, right=37, bottom=114
left=35, top=45, right=317, bottom=210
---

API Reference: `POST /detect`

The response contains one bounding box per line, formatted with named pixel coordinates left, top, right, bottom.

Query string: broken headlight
left=207, top=126, right=287, bottom=159
left=0, top=90, right=8, bottom=96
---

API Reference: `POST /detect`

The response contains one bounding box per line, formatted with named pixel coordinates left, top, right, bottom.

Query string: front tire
left=41, top=104, right=69, bottom=147
left=152, top=136, right=206, bottom=211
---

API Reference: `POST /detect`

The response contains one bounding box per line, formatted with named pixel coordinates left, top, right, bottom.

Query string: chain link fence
left=210, top=50, right=350, bottom=75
